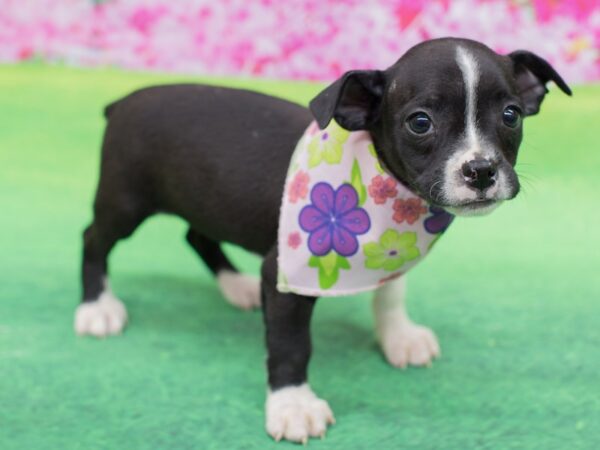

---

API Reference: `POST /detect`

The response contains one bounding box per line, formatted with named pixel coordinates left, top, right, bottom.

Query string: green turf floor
left=1, top=64, right=599, bottom=449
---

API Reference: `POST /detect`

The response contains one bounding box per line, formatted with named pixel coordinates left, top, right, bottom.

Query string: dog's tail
left=103, top=100, right=120, bottom=119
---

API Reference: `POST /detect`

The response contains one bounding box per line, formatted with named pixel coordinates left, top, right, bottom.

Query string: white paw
left=74, top=290, right=128, bottom=337
left=266, top=384, right=335, bottom=444
left=379, top=321, right=440, bottom=368
left=217, top=271, right=261, bottom=310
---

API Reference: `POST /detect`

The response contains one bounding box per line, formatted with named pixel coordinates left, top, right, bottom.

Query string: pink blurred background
left=1, top=0, right=598, bottom=83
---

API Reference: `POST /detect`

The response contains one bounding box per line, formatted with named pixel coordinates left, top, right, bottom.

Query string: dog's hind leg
left=75, top=198, right=150, bottom=337
left=186, top=229, right=260, bottom=310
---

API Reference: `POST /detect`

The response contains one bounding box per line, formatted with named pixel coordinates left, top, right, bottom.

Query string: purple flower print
left=299, top=183, right=370, bottom=257
left=424, top=206, right=455, bottom=234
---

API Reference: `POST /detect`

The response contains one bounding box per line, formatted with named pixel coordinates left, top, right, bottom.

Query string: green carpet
left=1, top=64, right=599, bottom=449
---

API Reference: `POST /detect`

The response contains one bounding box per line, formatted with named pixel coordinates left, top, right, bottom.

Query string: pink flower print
left=368, top=175, right=398, bottom=205
left=393, top=198, right=428, bottom=225
left=288, top=170, right=310, bottom=204
left=288, top=232, right=302, bottom=249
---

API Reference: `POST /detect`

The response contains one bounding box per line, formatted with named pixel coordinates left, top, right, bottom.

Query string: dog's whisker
left=429, top=179, right=444, bottom=202
left=515, top=169, right=541, bottom=187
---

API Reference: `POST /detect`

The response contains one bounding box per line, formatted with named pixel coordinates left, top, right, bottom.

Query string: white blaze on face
left=441, top=46, right=501, bottom=213
left=457, top=46, right=479, bottom=152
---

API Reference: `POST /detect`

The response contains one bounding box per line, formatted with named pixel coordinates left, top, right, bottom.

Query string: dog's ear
left=309, top=70, right=386, bottom=130
left=508, top=50, right=572, bottom=116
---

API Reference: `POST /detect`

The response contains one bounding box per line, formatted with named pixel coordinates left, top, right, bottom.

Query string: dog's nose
left=461, top=159, right=497, bottom=192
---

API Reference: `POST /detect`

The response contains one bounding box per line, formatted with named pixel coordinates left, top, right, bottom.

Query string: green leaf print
left=368, top=143, right=385, bottom=174
left=277, top=270, right=289, bottom=289
left=309, top=253, right=351, bottom=289
left=350, top=158, right=368, bottom=206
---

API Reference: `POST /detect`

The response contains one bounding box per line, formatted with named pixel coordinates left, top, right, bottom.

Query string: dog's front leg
left=373, top=276, right=440, bottom=368
left=261, top=247, right=334, bottom=443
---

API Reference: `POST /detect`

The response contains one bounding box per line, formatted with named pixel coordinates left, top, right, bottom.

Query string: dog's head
left=310, top=38, right=571, bottom=216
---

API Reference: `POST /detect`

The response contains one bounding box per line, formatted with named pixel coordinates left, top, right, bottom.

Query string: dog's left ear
left=309, top=70, right=386, bottom=130
left=508, top=50, right=572, bottom=116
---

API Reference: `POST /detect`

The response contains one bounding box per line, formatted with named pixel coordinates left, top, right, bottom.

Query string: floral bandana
left=277, top=120, right=455, bottom=297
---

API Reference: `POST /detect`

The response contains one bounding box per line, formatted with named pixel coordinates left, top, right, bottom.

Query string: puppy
left=75, top=38, right=570, bottom=443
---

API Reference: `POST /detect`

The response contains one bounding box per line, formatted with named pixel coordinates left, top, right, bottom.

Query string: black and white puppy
left=75, top=38, right=570, bottom=443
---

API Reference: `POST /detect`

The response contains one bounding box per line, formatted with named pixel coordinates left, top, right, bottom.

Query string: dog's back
left=96, top=84, right=311, bottom=254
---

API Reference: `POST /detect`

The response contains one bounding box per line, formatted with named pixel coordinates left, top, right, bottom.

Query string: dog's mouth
left=444, top=198, right=502, bottom=216
left=406, top=174, right=509, bottom=217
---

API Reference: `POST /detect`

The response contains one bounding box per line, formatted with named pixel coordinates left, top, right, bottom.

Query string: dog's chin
left=444, top=199, right=503, bottom=217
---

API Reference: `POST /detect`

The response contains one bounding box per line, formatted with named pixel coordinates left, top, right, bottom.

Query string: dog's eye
left=406, top=112, right=432, bottom=134
left=502, top=106, right=521, bottom=128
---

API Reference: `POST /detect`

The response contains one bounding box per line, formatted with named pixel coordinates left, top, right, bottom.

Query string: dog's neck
left=277, top=120, right=454, bottom=296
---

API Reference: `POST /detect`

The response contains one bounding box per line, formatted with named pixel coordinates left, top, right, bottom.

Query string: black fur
left=309, top=70, right=386, bottom=130
left=310, top=38, right=570, bottom=207
left=508, top=50, right=572, bottom=115
left=81, top=38, right=571, bottom=399
left=83, top=84, right=319, bottom=393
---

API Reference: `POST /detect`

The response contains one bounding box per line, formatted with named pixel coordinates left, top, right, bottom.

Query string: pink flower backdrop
left=0, top=0, right=598, bottom=82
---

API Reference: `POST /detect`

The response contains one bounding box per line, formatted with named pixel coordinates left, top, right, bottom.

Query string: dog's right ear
left=309, top=70, right=386, bottom=131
